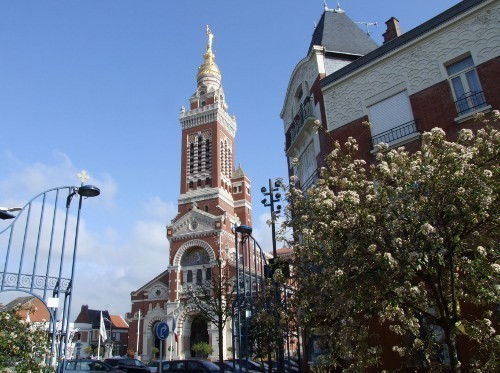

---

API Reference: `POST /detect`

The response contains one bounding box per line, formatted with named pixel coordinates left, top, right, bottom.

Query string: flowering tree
left=0, top=305, right=50, bottom=371
left=283, top=118, right=499, bottom=371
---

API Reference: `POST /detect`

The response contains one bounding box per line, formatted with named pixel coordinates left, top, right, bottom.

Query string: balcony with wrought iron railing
left=299, top=168, right=319, bottom=192
left=455, top=90, right=487, bottom=116
left=372, top=120, right=419, bottom=147
left=286, top=97, right=315, bottom=151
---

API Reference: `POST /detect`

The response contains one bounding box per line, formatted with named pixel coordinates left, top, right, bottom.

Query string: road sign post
left=156, top=322, right=169, bottom=373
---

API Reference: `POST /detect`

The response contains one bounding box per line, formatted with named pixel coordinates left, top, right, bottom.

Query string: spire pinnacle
left=197, top=25, right=221, bottom=81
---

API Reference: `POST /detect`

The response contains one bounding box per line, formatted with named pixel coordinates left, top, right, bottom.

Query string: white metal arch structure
left=0, top=184, right=99, bottom=369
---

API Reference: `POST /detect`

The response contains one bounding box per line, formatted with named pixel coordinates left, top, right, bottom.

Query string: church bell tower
left=166, top=25, right=252, bottom=312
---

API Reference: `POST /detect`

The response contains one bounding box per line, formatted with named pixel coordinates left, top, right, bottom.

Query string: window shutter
left=368, top=91, right=414, bottom=136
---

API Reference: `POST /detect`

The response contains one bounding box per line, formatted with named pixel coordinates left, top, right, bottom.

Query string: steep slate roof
left=75, top=305, right=112, bottom=329
left=321, top=0, right=488, bottom=87
left=308, top=8, right=379, bottom=56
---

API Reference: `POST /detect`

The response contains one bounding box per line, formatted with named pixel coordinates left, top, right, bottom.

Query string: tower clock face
left=189, top=220, right=199, bottom=231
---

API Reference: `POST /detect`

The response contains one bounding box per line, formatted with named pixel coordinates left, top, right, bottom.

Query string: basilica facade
left=127, top=27, right=252, bottom=362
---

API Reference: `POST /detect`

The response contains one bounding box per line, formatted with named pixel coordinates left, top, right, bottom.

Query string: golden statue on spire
left=206, top=25, right=214, bottom=52
left=197, top=25, right=221, bottom=80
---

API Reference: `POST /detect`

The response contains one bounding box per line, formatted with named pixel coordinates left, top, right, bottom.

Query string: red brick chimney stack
left=383, top=17, right=401, bottom=43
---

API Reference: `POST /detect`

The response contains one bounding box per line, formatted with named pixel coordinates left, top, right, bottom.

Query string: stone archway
left=190, top=315, right=209, bottom=358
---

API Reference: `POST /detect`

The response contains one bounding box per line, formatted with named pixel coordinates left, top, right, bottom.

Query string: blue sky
left=0, top=0, right=460, bottom=319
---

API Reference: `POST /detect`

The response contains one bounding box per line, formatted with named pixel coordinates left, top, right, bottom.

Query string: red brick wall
left=324, top=116, right=374, bottom=166
left=476, top=56, right=500, bottom=111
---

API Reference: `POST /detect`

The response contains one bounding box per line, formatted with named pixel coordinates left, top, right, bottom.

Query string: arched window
left=187, top=270, right=193, bottom=283
left=206, top=268, right=212, bottom=282
left=196, top=269, right=202, bottom=285
left=181, top=247, right=211, bottom=266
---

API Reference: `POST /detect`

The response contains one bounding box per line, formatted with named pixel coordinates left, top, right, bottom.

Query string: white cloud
left=0, top=150, right=117, bottom=209
left=141, top=196, right=177, bottom=221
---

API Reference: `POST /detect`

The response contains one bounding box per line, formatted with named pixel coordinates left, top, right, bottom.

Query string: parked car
left=226, top=359, right=268, bottom=372
left=265, top=359, right=299, bottom=373
left=284, top=359, right=299, bottom=372
left=104, top=358, right=151, bottom=372
left=215, top=360, right=260, bottom=373
left=149, top=359, right=229, bottom=372
left=63, top=359, right=126, bottom=372
left=146, top=360, right=169, bottom=373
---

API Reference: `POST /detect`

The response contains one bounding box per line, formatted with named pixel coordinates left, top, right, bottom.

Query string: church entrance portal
left=189, top=315, right=209, bottom=358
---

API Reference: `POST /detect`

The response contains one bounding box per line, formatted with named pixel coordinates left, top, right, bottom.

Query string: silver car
left=63, top=359, right=126, bottom=372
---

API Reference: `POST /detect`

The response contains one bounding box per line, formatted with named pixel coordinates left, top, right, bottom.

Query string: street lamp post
left=261, top=178, right=285, bottom=373
left=1, top=171, right=100, bottom=371
left=0, top=207, right=21, bottom=220
left=232, top=224, right=271, bottom=372
left=260, top=179, right=282, bottom=260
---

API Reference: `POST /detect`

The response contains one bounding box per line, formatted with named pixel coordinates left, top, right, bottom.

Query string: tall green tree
left=182, top=258, right=236, bottom=370
left=0, top=304, right=50, bottom=371
left=283, top=116, right=499, bottom=371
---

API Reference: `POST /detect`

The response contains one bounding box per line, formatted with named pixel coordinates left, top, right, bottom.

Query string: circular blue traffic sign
left=156, top=322, right=169, bottom=340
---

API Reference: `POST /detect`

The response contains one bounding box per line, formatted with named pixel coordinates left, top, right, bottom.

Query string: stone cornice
left=180, top=103, right=237, bottom=136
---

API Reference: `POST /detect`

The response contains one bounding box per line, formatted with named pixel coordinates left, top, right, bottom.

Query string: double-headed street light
left=260, top=179, right=282, bottom=259
left=261, top=179, right=285, bottom=373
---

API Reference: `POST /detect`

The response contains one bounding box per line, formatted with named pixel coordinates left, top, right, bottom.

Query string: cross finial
left=77, top=170, right=90, bottom=184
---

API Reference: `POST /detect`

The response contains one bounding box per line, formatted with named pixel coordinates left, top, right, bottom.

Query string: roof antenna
left=355, top=21, right=378, bottom=35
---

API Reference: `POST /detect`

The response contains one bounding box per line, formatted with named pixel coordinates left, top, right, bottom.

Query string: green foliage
left=283, top=116, right=500, bottom=371
left=248, top=277, right=295, bottom=361
left=192, top=341, right=213, bottom=356
left=0, top=305, right=50, bottom=372
left=152, top=347, right=159, bottom=358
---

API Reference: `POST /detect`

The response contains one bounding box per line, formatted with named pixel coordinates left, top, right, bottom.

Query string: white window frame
left=446, top=55, right=488, bottom=119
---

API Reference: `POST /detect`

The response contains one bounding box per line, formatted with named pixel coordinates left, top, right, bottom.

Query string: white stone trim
left=172, top=239, right=216, bottom=267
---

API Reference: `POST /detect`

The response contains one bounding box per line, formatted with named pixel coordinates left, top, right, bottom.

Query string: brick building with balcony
left=280, top=0, right=499, bottom=369
left=281, top=0, right=499, bottom=191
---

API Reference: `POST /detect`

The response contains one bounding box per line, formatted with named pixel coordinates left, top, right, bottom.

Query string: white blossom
left=420, top=222, right=436, bottom=235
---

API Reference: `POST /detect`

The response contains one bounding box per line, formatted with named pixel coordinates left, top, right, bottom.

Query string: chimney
left=383, top=17, right=401, bottom=43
